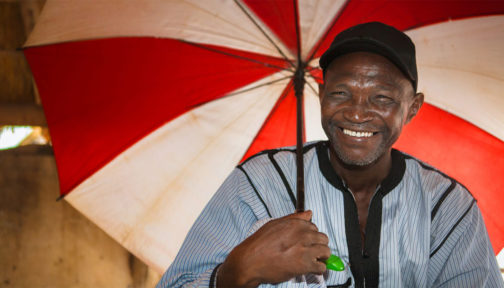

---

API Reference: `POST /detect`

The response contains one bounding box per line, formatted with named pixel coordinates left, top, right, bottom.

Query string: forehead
left=324, top=52, right=410, bottom=89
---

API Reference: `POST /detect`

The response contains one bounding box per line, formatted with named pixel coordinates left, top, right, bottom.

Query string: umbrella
left=23, top=0, right=504, bottom=273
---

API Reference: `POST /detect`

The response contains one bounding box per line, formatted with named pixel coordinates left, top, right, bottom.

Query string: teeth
left=343, top=129, right=374, bottom=138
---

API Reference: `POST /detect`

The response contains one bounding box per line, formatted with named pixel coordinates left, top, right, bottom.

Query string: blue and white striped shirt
left=158, top=141, right=503, bottom=287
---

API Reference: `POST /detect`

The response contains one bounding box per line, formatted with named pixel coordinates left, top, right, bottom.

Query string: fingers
left=286, top=210, right=319, bottom=231
left=313, top=244, right=331, bottom=274
left=286, top=210, right=312, bottom=221
left=301, top=231, right=329, bottom=247
left=313, top=231, right=330, bottom=245
left=283, top=211, right=329, bottom=246
left=300, top=244, right=331, bottom=275
left=314, top=244, right=331, bottom=261
left=280, top=211, right=318, bottom=233
left=298, top=210, right=313, bottom=221
left=311, top=259, right=328, bottom=275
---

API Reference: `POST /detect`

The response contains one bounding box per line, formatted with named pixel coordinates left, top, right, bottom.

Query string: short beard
left=323, top=120, right=395, bottom=167
left=326, top=127, right=392, bottom=167
left=330, top=140, right=386, bottom=167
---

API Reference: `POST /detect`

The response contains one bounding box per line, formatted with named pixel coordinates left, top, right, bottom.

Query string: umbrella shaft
left=294, top=65, right=305, bottom=212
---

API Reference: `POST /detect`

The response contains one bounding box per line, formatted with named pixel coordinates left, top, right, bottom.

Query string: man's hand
left=217, top=210, right=330, bottom=288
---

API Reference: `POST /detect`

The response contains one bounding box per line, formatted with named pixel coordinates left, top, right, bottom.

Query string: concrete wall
left=0, top=1, right=162, bottom=286
left=0, top=0, right=47, bottom=127
left=0, top=145, right=160, bottom=287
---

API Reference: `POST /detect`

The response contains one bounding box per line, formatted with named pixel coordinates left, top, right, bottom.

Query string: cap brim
left=319, top=38, right=416, bottom=90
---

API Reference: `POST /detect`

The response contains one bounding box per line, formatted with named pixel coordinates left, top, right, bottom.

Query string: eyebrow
left=374, top=84, right=397, bottom=91
left=327, top=82, right=398, bottom=90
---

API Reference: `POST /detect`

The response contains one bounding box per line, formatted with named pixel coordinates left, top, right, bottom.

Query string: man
left=158, top=22, right=503, bottom=287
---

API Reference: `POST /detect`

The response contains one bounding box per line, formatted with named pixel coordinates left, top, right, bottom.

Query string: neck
left=328, top=148, right=392, bottom=194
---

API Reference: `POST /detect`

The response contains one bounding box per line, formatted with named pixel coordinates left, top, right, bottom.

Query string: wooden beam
left=19, top=0, right=46, bottom=38
left=0, top=50, right=34, bottom=103
left=0, top=103, right=47, bottom=126
left=0, top=1, right=26, bottom=49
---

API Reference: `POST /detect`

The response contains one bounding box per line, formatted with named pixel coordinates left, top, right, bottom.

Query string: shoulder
left=398, top=150, right=474, bottom=207
left=234, top=141, right=324, bottom=217
left=239, top=141, right=323, bottom=171
left=396, top=151, right=478, bottom=249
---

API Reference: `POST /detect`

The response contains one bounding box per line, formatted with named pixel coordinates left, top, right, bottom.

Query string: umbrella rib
left=305, top=0, right=351, bottom=63
left=221, top=75, right=293, bottom=98
left=234, top=0, right=296, bottom=68
left=305, top=79, right=318, bottom=95
left=239, top=80, right=294, bottom=162
left=179, top=39, right=294, bottom=72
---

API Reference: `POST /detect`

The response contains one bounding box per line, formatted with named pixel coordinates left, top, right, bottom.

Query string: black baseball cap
left=319, top=22, right=418, bottom=91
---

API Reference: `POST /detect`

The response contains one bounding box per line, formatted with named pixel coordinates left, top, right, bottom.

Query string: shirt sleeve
left=429, top=201, right=504, bottom=288
left=156, top=168, right=271, bottom=288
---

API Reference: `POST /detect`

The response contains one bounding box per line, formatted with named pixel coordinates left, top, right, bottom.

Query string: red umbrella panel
left=24, top=0, right=504, bottom=273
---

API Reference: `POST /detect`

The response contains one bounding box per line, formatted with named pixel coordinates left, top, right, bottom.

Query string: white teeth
left=343, top=129, right=373, bottom=138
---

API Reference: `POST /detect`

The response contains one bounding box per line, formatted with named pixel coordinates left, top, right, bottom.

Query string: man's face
left=319, top=52, right=423, bottom=166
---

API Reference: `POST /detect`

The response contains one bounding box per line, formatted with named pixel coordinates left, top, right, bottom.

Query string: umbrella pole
left=294, top=65, right=346, bottom=272
left=294, top=65, right=306, bottom=212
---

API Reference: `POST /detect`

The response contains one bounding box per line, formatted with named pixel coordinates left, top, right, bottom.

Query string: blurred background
left=0, top=1, right=161, bottom=287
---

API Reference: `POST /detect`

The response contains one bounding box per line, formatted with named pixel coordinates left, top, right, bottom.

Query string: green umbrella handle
left=325, top=254, right=345, bottom=271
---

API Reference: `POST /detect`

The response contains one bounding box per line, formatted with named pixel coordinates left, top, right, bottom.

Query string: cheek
left=320, top=98, right=342, bottom=118
left=320, top=107, right=341, bottom=131
left=320, top=101, right=334, bottom=121
left=382, top=106, right=408, bottom=133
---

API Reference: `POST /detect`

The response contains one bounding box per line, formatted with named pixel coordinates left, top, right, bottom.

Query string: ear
left=318, top=83, right=325, bottom=102
left=406, top=92, right=424, bottom=124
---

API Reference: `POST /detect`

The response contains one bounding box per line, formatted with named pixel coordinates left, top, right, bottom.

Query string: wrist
left=217, top=247, right=260, bottom=288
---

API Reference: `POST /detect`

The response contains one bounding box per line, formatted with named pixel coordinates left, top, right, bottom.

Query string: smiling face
left=319, top=52, right=423, bottom=166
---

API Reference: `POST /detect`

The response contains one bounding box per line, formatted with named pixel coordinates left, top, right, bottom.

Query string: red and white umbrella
left=24, top=0, right=504, bottom=273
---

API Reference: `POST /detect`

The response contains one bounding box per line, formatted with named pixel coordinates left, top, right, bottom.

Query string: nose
left=342, top=101, right=373, bottom=123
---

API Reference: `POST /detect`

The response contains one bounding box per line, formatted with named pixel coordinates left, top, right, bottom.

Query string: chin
left=329, top=141, right=388, bottom=167
left=336, top=150, right=380, bottom=167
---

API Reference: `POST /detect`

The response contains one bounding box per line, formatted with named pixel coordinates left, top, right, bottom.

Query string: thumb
left=288, top=210, right=312, bottom=221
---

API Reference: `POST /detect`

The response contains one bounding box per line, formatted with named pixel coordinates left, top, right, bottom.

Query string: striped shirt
left=158, top=141, right=503, bottom=287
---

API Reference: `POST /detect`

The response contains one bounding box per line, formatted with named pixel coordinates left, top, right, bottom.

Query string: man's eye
left=375, top=95, right=395, bottom=103
left=329, top=91, right=348, bottom=99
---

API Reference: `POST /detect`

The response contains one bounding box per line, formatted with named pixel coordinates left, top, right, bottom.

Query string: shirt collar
left=316, top=141, right=406, bottom=196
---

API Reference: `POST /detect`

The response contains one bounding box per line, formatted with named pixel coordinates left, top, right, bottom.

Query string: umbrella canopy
left=24, top=0, right=504, bottom=273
